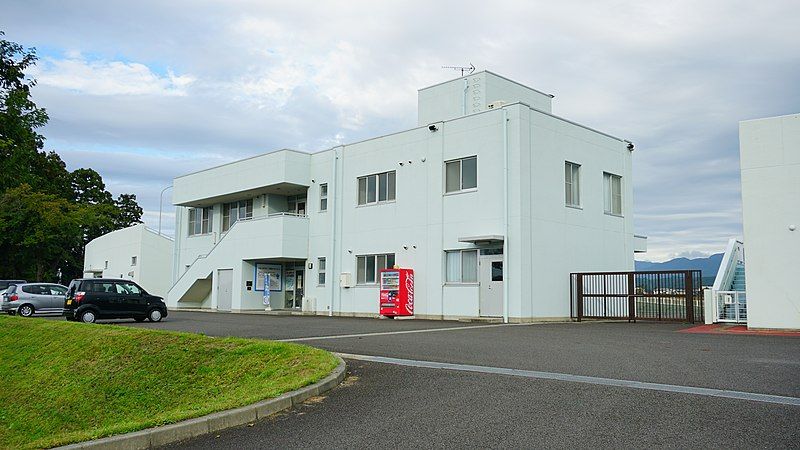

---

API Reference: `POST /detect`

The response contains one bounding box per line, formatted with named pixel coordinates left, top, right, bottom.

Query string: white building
left=738, top=113, right=800, bottom=330
left=167, top=71, right=645, bottom=321
left=83, top=224, right=174, bottom=298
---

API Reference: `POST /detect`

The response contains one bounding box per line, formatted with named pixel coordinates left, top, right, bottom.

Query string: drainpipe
left=462, top=78, right=469, bottom=116
left=329, top=147, right=340, bottom=317
left=502, top=108, right=509, bottom=324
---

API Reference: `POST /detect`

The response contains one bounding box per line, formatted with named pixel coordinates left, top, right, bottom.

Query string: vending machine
left=379, top=268, right=414, bottom=317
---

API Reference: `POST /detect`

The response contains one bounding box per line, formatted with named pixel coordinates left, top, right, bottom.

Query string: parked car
left=63, top=278, right=168, bottom=324
left=2, top=283, right=68, bottom=317
left=0, top=280, right=26, bottom=291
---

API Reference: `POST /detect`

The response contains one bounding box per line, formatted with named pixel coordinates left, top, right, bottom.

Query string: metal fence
left=570, top=270, right=704, bottom=323
left=715, top=290, right=747, bottom=323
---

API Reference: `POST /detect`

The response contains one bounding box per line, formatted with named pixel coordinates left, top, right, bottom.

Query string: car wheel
left=148, top=309, right=163, bottom=322
left=80, top=310, right=97, bottom=324
left=134, top=317, right=146, bottom=322
left=18, top=304, right=34, bottom=317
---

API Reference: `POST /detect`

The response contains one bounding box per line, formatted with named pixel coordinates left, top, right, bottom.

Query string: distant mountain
left=635, top=253, right=723, bottom=278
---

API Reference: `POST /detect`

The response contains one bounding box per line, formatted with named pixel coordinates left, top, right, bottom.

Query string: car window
left=6, top=285, right=17, bottom=294
left=49, top=286, right=67, bottom=295
left=115, top=282, right=142, bottom=295
left=22, top=285, right=49, bottom=295
left=90, top=282, right=116, bottom=293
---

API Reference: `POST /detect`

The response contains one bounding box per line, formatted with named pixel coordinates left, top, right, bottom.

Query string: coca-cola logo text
left=405, top=272, right=414, bottom=314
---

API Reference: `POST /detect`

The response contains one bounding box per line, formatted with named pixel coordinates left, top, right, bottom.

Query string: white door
left=479, top=256, right=503, bottom=317
left=217, top=269, right=233, bottom=311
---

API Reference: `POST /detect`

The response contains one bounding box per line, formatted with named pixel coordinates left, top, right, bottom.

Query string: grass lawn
left=0, top=315, right=338, bottom=449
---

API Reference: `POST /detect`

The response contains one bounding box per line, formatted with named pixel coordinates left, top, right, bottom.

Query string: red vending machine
left=379, top=268, right=414, bottom=317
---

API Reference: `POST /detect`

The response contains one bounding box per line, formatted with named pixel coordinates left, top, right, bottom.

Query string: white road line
left=278, top=322, right=527, bottom=342
left=337, top=353, right=800, bottom=407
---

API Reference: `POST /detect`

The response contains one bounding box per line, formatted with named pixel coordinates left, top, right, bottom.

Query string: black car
left=63, top=278, right=168, bottom=324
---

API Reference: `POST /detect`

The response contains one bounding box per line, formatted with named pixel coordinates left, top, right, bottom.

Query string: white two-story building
left=167, top=71, right=644, bottom=322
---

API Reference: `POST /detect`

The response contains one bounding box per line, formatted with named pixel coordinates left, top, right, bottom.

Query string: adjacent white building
left=167, top=71, right=644, bottom=321
left=83, top=224, right=174, bottom=298
left=738, top=113, right=800, bottom=330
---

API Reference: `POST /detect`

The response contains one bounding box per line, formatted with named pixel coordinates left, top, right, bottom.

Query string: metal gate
left=715, top=291, right=747, bottom=323
left=570, top=270, right=704, bottom=323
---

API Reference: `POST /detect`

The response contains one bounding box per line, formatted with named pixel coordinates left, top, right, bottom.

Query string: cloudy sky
left=4, top=0, right=799, bottom=261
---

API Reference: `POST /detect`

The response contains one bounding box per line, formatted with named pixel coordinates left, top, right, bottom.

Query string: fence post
left=685, top=271, right=694, bottom=323
left=627, top=272, right=635, bottom=323
left=576, top=274, right=584, bottom=322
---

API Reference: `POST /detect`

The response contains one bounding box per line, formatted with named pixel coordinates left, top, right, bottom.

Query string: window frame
left=565, top=161, right=581, bottom=208
left=357, top=171, right=396, bottom=206
left=131, top=256, right=137, bottom=266
left=319, top=183, right=328, bottom=212
left=603, top=172, right=623, bottom=216
left=222, top=199, right=254, bottom=232
left=356, top=253, right=396, bottom=285
left=445, top=249, right=479, bottom=284
left=188, top=206, right=213, bottom=236
left=318, top=257, right=326, bottom=285
left=444, top=156, right=478, bottom=194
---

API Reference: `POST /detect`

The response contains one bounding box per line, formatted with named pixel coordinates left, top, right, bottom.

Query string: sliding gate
left=570, top=271, right=704, bottom=323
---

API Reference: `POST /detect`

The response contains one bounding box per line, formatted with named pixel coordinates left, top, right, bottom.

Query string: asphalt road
left=115, top=312, right=800, bottom=448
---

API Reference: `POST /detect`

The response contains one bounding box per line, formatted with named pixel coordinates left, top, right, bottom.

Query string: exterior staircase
left=710, top=239, right=747, bottom=323
left=731, top=263, right=746, bottom=291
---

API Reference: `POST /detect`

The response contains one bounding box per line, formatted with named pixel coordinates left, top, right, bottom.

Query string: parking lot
left=119, top=311, right=800, bottom=448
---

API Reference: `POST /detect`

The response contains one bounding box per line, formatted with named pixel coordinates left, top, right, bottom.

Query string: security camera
left=626, top=142, right=635, bottom=151
left=428, top=124, right=438, bottom=132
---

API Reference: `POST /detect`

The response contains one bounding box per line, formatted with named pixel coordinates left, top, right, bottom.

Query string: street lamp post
left=158, top=185, right=173, bottom=236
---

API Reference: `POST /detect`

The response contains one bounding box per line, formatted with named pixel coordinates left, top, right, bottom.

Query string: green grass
left=0, top=315, right=338, bottom=449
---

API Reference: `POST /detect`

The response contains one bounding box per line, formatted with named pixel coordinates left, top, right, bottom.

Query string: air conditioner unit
left=487, top=100, right=507, bottom=109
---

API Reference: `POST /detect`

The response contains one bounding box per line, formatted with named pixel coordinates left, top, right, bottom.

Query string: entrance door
left=217, top=269, right=232, bottom=311
left=294, top=269, right=304, bottom=308
left=479, top=256, right=503, bottom=317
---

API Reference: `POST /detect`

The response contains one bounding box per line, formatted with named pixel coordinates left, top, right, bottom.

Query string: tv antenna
left=442, top=63, right=475, bottom=76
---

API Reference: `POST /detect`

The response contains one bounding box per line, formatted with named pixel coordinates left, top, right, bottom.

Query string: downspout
left=329, top=147, right=340, bottom=316
left=502, top=108, right=509, bottom=324
left=462, top=78, right=469, bottom=116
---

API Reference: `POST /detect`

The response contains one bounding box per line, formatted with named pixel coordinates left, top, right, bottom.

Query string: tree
left=0, top=185, right=82, bottom=281
left=0, top=31, right=145, bottom=281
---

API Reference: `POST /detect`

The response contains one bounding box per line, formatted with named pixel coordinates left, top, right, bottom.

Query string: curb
left=58, top=356, right=346, bottom=450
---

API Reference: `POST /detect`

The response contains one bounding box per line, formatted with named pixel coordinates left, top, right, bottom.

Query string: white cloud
left=32, top=57, right=195, bottom=96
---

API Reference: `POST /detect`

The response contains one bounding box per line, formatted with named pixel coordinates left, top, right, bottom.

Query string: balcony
left=168, top=213, right=309, bottom=305
left=173, top=149, right=310, bottom=207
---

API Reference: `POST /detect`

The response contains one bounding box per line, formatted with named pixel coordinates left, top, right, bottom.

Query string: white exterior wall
left=168, top=74, right=635, bottom=320
left=739, top=113, right=800, bottom=330
left=418, top=71, right=552, bottom=126
left=83, top=224, right=173, bottom=298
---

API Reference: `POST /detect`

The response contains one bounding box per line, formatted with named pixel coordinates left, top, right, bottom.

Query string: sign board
left=255, top=263, right=282, bottom=291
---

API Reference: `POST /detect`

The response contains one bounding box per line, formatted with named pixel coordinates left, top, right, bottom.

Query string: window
left=188, top=207, right=213, bottom=235
left=356, top=253, right=395, bottom=284
left=565, top=162, right=581, bottom=207
left=104, top=260, right=108, bottom=269
left=287, top=195, right=307, bottom=216
left=357, top=171, right=396, bottom=205
left=115, top=282, right=142, bottom=295
left=222, top=199, right=253, bottom=231
left=603, top=172, right=623, bottom=215
left=49, top=285, right=67, bottom=296
left=445, top=156, right=477, bottom=193
left=318, top=257, right=326, bottom=285
left=319, top=184, right=328, bottom=211
left=131, top=256, right=137, bottom=266
left=445, top=249, right=478, bottom=283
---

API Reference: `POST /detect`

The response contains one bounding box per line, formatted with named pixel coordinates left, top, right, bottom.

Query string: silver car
left=2, top=283, right=68, bottom=317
